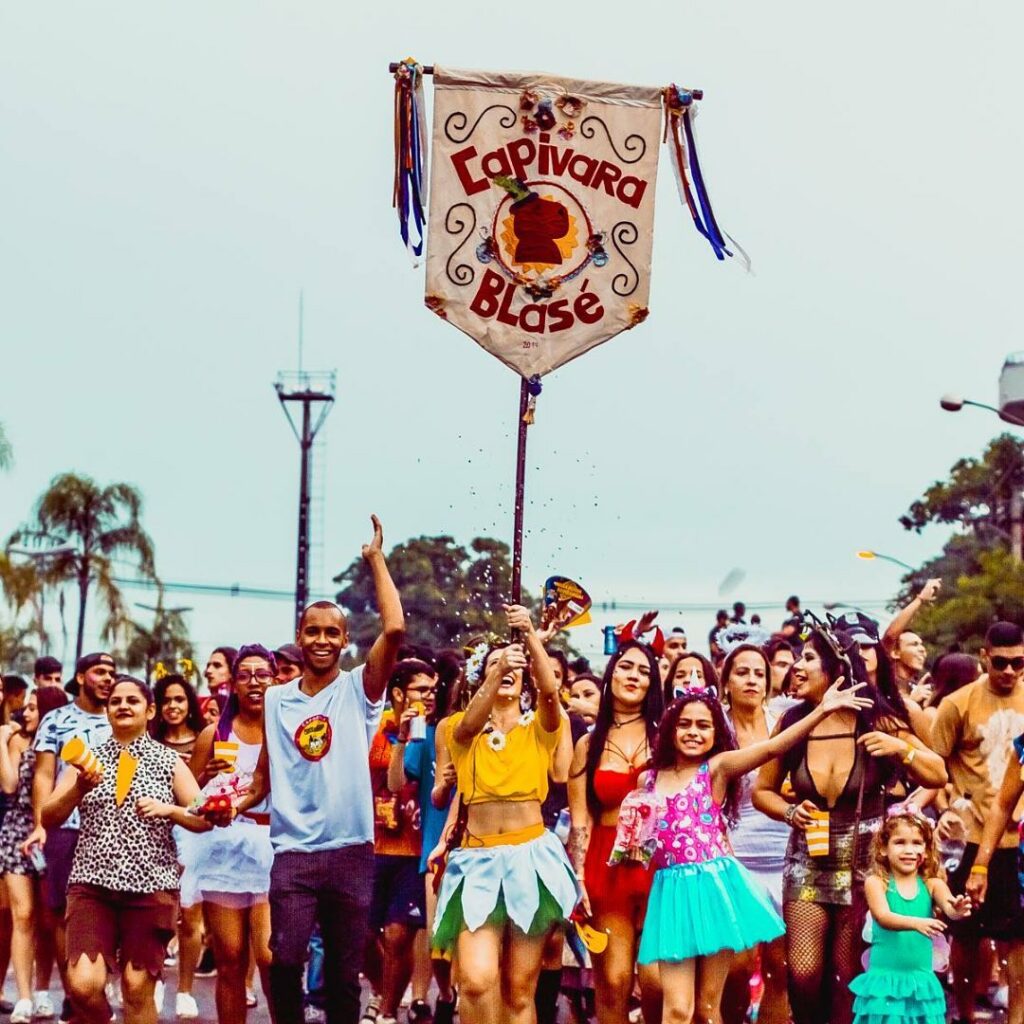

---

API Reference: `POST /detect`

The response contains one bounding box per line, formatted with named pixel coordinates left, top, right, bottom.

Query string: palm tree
left=111, top=595, right=194, bottom=680
left=9, top=473, right=157, bottom=663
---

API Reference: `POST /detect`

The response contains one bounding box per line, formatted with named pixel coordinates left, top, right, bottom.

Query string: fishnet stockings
left=784, top=900, right=862, bottom=1024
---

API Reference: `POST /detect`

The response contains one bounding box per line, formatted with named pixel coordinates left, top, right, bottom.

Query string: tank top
left=232, top=729, right=268, bottom=816
left=868, top=877, right=934, bottom=972
left=594, top=766, right=644, bottom=809
left=650, top=762, right=731, bottom=869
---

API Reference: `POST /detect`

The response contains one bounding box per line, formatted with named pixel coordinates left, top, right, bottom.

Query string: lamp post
left=856, top=550, right=915, bottom=572
left=940, top=357, right=1024, bottom=561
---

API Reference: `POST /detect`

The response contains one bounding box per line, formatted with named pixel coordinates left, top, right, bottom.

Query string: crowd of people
left=0, top=520, right=1022, bottom=1024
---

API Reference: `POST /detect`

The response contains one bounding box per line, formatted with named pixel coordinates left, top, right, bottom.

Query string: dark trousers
left=268, top=843, right=374, bottom=1024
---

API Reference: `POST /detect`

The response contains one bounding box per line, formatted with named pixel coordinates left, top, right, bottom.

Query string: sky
left=1, top=3, right=1021, bottom=668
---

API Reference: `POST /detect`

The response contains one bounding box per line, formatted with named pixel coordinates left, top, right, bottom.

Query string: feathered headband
left=715, top=623, right=773, bottom=656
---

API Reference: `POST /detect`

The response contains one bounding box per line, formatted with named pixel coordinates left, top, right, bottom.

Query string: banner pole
left=511, top=376, right=530, bottom=605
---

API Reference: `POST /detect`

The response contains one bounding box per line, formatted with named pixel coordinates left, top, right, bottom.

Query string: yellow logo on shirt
left=294, top=714, right=332, bottom=762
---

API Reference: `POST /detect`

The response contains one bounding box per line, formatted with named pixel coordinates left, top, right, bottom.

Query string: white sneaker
left=153, top=980, right=164, bottom=1013
left=11, top=998, right=33, bottom=1024
left=175, top=992, right=200, bottom=1019
left=991, top=985, right=1009, bottom=1009
left=104, top=980, right=122, bottom=1009
left=33, top=991, right=56, bottom=1019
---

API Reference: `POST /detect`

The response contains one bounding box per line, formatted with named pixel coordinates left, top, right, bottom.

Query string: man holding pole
left=234, top=516, right=404, bottom=1024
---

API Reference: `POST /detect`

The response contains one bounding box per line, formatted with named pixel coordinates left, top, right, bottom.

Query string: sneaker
left=175, top=992, right=200, bottom=1019
left=194, top=947, right=216, bottom=978
left=408, top=999, right=433, bottom=1022
left=153, top=981, right=164, bottom=1014
left=990, top=985, right=1009, bottom=1009
left=104, top=980, right=121, bottom=1009
left=304, top=1009, right=327, bottom=1024
left=11, top=998, right=33, bottom=1024
left=359, top=994, right=382, bottom=1023
left=33, top=991, right=56, bottom=1019
left=246, top=989, right=258, bottom=1008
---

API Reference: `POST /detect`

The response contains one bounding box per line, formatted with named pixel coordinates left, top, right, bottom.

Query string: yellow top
left=447, top=709, right=562, bottom=806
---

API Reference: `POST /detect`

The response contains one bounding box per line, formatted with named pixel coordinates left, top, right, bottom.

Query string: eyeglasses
left=990, top=656, right=1024, bottom=672
left=407, top=686, right=438, bottom=696
left=236, top=669, right=275, bottom=684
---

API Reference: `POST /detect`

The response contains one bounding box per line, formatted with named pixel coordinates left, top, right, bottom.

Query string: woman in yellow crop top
left=431, top=604, right=580, bottom=1024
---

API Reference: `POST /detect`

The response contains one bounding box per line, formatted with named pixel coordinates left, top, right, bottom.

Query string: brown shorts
left=66, top=883, right=178, bottom=977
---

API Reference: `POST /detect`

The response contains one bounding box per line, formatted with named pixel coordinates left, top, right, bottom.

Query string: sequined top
left=650, top=762, right=731, bottom=869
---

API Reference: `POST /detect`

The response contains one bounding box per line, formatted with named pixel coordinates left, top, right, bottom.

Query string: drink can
left=409, top=715, right=427, bottom=741
left=28, top=845, right=46, bottom=872
left=603, top=625, right=618, bottom=656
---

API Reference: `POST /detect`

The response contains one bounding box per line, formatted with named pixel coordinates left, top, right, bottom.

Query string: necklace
left=611, top=713, right=644, bottom=728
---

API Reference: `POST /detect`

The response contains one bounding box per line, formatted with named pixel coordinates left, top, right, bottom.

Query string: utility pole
left=275, top=296, right=336, bottom=628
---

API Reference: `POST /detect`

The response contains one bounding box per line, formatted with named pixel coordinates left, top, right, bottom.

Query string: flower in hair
left=673, top=686, right=719, bottom=705
left=885, top=801, right=931, bottom=827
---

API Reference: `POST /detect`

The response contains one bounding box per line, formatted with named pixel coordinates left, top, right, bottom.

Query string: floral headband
left=885, top=802, right=932, bottom=829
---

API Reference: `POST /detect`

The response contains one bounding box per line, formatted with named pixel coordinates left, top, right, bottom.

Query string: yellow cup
left=806, top=810, right=830, bottom=857
left=214, top=740, right=239, bottom=772
left=60, top=737, right=102, bottom=776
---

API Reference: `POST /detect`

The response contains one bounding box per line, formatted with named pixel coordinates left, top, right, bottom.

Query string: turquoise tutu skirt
left=638, top=855, right=784, bottom=963
left=850, top=968, right=946, bottom=1024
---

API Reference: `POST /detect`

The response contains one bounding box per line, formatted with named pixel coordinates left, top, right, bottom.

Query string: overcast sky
left=2, top=3, right=1020, bottom=666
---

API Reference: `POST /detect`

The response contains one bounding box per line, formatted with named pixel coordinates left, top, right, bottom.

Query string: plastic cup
left=806, top=810, right=830, bottom=857
left=214, top=741, right=239, bottom=772
left=60, top=737, right=102, bottom=776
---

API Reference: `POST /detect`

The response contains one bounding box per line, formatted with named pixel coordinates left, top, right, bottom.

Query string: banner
left=425, top=67, right=663, bottom=378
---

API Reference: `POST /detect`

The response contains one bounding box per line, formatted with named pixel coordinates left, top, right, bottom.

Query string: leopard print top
left=69, top=733, right=182, bottom=893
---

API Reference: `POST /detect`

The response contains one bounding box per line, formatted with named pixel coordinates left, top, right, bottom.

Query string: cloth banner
left=425, top=66, right=662, bottom=378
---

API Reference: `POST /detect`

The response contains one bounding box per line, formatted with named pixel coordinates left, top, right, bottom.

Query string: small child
left=850, top=809, right=972, bottom=1024
left=623, top=680, right=871, bottom=1021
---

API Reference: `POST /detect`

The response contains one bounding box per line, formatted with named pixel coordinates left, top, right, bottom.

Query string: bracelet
left=784, top=805, right=797, bottom=825
left=901, top=745, right=916, bottom=766
left=969, top=865, right=988, bottom=875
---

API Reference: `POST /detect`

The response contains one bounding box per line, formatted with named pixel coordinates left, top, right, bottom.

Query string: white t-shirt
left=263, top=665, right=383, bottom=853
left=34, top=701, right=112, bottom=831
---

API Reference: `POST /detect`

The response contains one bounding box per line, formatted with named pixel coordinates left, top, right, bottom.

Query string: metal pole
left=511, top=377, right=530, bottom=605
left=296, top=400, right=313, bottom=627
left=1012, top=489, right=1023, bottom=563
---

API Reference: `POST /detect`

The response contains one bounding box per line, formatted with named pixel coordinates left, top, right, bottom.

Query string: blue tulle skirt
left=638, top=855, right=785, bottom=963
left=850, top=968, right=946, bottom=1024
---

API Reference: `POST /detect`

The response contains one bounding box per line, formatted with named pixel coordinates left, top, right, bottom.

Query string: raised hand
left=918, top=578, right=942, bottom=603
left=497, top=644, right=527, bottom=677
left=819, top=678, right=872, bottom=716
left=361, top=514, right=384, bottom=562
left=504, top=604, right=535, bottom=635
left=636, top=610, right=660, bottom=636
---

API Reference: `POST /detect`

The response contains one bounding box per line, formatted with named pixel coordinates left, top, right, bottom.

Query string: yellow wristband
left=901, top=745, right=916, bottom=765
left=969, top=865, right=988, bottom=875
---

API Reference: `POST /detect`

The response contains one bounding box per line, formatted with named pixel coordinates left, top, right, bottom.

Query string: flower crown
left=716, top=623, right=773, bottom=656
left=463, top=634, right=503, bottom=686
left=885, top=801, right=933, bottom=830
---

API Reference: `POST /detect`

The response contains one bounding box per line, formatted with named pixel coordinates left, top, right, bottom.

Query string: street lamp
left=857, top=550, right=915, bottom=572
left=940, top=353, right=1024, bottom=427
left=939, top=394, right=1024, bottom=426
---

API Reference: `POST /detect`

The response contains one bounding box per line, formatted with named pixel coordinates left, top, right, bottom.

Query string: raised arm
left=713, top=680, right=871, bottom=783
left=881, top=579, right=941, bottom=654
left=506, top=604, right=560, bottom=734
left=361, top=515, right=406, bottom=703
left=454, top=645, right=526, bottom=745
left=431, top=718, right=456, bottom=811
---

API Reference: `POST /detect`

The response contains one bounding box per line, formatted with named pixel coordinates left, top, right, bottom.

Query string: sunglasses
left=990, top=656, right=1024, bottom=672
left=236, top=669, right=275, bottom=684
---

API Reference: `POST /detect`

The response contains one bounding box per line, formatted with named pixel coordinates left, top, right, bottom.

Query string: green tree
left=0, top=552, right=43, bottom=669
left=896, top=433, right=1024, bottom=651
left=112, top=598, right=194, bottom=680
left=333, top=535, right=539, bottom=656
left=9, top=473, right=157, bottom=664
